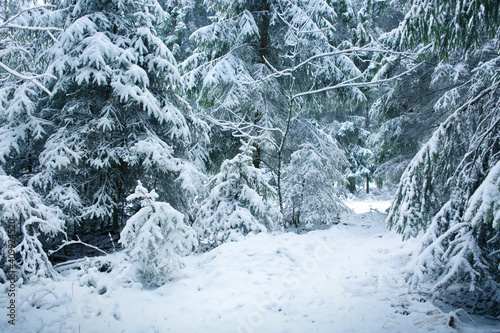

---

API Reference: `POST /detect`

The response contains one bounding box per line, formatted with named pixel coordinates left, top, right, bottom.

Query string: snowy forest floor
left=2, top=199, right=500, bottom=332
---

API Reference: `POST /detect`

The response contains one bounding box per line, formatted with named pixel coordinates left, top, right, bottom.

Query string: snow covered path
left=2, top=209, right=497, bottom=332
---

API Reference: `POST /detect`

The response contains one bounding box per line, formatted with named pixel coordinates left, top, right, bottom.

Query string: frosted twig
left=455, top=309, right=479, bottom=328
left=239, top=45, right=419, bottom=85
left=109, top=233, right=117, bottom=253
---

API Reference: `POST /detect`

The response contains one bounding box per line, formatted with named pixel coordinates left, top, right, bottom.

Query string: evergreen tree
left=386, top=0, right=500, bottom=314
left=161, top=0, right=211, bottom=61
left=283, top=143, right=349, bottom=229
left=0, top=174, right=64, bottom=281
left=0, top=3, right=60, bottom=179
left=14, top=0, right=207, bottom=233
left=194, top=144, right=280, bottom=248
left=120, top=181, right=197, bottom=287
left=368, top=47, right=471, bottom=188
left=181, top=0, right=369, bottom=217
left=334, top=120, right=374, bottom=193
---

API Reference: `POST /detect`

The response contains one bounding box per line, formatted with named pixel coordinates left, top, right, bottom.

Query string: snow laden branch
left=203, top=97, right=284, bottom=150
left=0, top=175, right=65, bottom=280
left=0, top=5, right=55, bottom=30
left=0, top=5, right=61, bottom=42
left=0, top=62, right=54, bottom=81
left=275, top=11, right=332, bottom=34
left=0, top=5, right=59, bottom=95
left=1, top=24, right=62, bottom=32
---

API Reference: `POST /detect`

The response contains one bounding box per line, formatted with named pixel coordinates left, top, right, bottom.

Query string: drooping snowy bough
left=0, top=174, right=64, bottom=282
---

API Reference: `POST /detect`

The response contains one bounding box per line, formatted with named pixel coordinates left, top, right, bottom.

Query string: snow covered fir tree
left=194, top=144, right=280, bottom=247
left=1, top=0, right=500, bottom=331
left=283, top=143, right=350, bottom=228
left=120, top=181, right=197, bottom=287
left=385, top=0, right=500, bottom=316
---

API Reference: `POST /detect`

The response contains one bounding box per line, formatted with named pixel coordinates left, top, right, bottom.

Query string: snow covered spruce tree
left=194, top=144, right=280, bottom=248
left=181, top=0, right=375, bottom=218
left=283, top=143, right=349, bottom=229
left=0, top=4, right=76, bottom=280
left=367, top=38, right=470, bottom=189
left=22, top=0, right=207, bottom=232
left=334, top=120, right=374, bottom=193
left=120, top=181, right=197, bottom=287
left=387, top=0, right=500, bottom=314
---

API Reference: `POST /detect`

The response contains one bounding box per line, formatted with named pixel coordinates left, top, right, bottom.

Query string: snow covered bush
left=120, top=181, right=197, bottom=287
left=194, top=145, right=281, bottom=248
left=0, top=175, right=64, bottom=281
left=283, top=143, right=350, bottom=229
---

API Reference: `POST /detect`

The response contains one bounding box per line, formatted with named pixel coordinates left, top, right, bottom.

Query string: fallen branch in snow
left=48, top=237, right=108, bottom=256
left=53, top=258, right=88, bottom=271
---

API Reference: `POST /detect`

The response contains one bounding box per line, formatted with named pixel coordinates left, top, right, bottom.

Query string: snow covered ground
left=2, top=200, right=499, bottom=332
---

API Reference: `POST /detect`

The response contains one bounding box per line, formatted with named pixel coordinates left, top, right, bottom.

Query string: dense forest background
left=1, top=0, right=499, bottom=316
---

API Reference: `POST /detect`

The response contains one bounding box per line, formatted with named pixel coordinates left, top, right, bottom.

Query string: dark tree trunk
left=257, top=1, right=270, bottom=63
left=252, top=143, right=261, bottom=168
left=347, top=176, right=356, bottom=193
left=366, top=174, right=370, bottom=194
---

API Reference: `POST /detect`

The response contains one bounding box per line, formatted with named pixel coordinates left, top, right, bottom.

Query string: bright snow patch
left=1, top=204, right=497, bottom=332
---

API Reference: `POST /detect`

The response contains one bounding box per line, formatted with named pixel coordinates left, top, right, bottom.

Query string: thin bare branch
left=292, top=62, right=424, bottom=100
left=238, top=45, right=417, bottom=85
